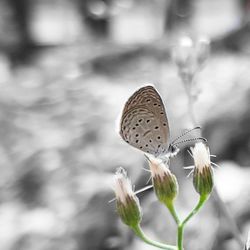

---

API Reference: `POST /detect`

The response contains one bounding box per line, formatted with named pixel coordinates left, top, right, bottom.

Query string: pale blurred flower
left=172, top=36, right=210, bottom=85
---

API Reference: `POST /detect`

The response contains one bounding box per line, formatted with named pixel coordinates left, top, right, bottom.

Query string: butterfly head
left=155, top=144, right=180, bottom=163
left=167, top=144, right=180, bottom=158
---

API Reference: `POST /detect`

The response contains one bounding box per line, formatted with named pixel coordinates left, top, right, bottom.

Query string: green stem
left=177, top=194, right=208, bottom=250
left=166, top=201, right=180, bottom=224
left=182, top=194, right=208, bottom=226
left=177, top=224, right=184, bottom=250
left=133, top=224, right=177, bottom=250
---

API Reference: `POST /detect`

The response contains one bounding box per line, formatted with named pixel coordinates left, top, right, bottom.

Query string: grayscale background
left=0, top=0, right=249, bottom=249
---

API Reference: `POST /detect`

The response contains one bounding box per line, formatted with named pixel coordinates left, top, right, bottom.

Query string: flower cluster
left=172, top=36, right=210, bottom=86
left=112, top=142, right=213, bottom=233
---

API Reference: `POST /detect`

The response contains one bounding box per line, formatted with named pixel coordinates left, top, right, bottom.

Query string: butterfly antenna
left=171, top=126, right=201, bottom=145
left=172, top=137, right=207, bottom=146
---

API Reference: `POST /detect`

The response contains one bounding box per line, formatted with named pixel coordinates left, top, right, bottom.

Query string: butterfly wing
left=120, top=85, right=170, bottom=156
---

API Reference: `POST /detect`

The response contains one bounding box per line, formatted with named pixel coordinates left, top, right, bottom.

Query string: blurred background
left=0, top=0, right=250, bottom=249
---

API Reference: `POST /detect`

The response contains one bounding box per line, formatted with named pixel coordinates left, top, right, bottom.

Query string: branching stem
left=133, top=224, right=177, bottom=250
left=177, top=194, right=208, bottom=250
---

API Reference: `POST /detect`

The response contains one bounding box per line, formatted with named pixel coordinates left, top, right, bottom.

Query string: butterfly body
left=119, top=85, right=178, bottom=159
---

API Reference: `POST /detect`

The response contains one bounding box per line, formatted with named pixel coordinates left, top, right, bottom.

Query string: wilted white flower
left=113, top=167, right=141, bottom=227
left=190, top=142, right=213, bottom=196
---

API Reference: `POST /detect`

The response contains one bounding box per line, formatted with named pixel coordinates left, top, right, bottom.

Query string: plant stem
left=182, top=194, right=208, bottom=226
left=166, top=201, right=180, bottom=224
left=177, top=224, right=184, bottom=250
left=183, top=77, right=197, bottom=126
left=133, top=224, right=177, bottom=250
left=177, top=194, right=208, bottom=250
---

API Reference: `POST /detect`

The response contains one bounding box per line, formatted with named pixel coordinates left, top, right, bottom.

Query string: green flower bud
left=191, top=142, right=214, bottom=196
left=113, top=167, right=141, bottom=227
left=146, top=155, right=178, bottom=205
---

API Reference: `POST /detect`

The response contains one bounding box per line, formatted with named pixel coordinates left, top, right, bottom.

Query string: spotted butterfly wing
left=120, top=85, right=170, bottom=157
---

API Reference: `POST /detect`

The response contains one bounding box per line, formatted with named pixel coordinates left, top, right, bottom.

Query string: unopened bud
left=146, top=155, right=178, bottom=205
left=196, top=37, right=210, bottom=67
left=113, top=167, right=141, bottom=227
left=191, top=142, right=213, bottom=196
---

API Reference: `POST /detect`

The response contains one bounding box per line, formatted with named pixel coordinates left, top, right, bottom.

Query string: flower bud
left=146, top=155, right=178, bottom=205
left=196, top=37, right=210, bottom=68
left=113, top=167, right=141, bottom=227
left=191, top=142, right=213, bottom=196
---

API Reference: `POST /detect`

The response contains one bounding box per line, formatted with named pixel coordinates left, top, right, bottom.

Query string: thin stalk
left=184, top=77, right=244, bottom=247
left=183, top=77, right=197, bottom=126
left=177, top=224, right=184, bottom=250
left=132, top=224, right=177, bottom=250
left=166, top=201, right=180, bottom=224
left=182, top=194, right=208, bottom=226
left=177, top=194, right=208, bottom=250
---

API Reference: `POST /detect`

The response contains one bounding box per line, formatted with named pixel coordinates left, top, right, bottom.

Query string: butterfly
left=119, top=85, right=204, bottom=161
